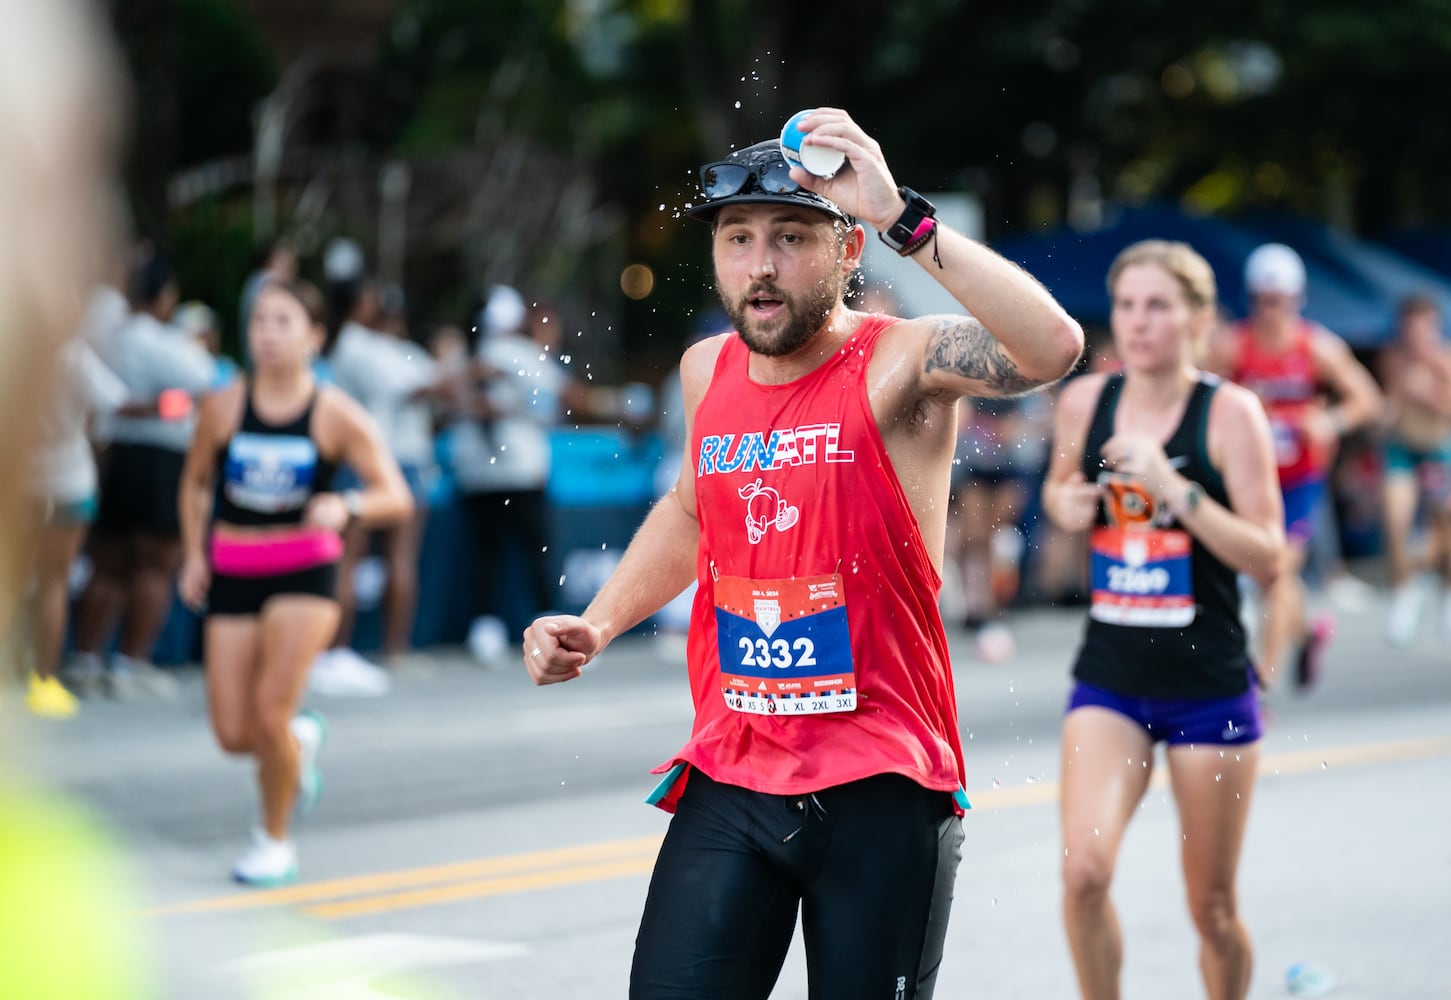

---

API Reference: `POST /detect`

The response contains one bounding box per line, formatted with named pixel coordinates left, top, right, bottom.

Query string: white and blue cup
left=780, top=109, right=846, bottom=178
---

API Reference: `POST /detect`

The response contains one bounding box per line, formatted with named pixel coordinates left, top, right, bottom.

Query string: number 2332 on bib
left=713, top=573, right=857, bottom=716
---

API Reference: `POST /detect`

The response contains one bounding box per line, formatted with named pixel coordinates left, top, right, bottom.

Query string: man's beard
left=717, top=270, right=845, bottom=358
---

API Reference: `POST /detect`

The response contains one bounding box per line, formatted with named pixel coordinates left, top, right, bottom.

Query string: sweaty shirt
left=661, top=315, right=967, bottom=807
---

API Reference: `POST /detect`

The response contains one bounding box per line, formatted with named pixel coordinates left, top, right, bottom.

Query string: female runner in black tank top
left=1042, top=241, right=1284, bottom=1000
left=178, top=278, right=411, bottom=886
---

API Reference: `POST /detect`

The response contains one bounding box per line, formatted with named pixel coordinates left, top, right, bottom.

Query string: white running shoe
left=290, top=710, right=328, bottom=818
left=110, top=654, right=181, bottom=701
left=231, top=828, right=297, bottom=887
left=1385, top=578, right=1428, bottom=646
left=308, top=647, right=391, bottom=697
left=64, top=652, right=106, bottom=700
left=975, top=621, right=1017, bottom=663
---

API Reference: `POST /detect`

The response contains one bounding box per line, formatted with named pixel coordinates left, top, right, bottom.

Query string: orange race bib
left=1091, top=473, right=1195, bottom=628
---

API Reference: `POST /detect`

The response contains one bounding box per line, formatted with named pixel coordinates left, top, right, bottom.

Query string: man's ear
left=841, top=224, right=866, bottom=273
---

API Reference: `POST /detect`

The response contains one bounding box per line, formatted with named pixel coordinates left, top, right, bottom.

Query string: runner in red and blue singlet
left=1209, top=243, right=1382, bottom=691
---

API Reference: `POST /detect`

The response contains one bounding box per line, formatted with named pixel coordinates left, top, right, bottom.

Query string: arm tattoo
left=924, top=318, right=1040, bottom=395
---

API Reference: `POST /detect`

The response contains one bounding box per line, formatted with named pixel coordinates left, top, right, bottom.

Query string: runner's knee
left=1062, top=848, right=1114, bottom=903
left=1186, top=885, right=1239, bottom=946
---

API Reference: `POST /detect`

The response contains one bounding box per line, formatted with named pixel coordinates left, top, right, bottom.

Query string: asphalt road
left=13, top=590, right=1451, bottom=1000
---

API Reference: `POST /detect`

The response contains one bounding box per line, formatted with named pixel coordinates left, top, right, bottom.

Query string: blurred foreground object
left=0, top=1, right=157, bottom=998
left=0, top=0, right=126, bottom=635
left=0, top=787, right=156, bottom=999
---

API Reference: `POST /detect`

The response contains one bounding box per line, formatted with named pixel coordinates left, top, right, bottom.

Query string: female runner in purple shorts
left=1042, top=241, right=1285, bottom=1000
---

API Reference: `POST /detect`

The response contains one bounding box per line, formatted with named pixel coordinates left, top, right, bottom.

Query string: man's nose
left=750, top=250, right=777, bottom=280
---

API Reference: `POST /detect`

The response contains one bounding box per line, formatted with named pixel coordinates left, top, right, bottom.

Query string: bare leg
left=1256, top=542, right=1308, bottom=687
left=32, top=520, right=87, bottom=679
left=255, top=596, right=339, bottom=839
left=205, top=616, right=262, bottom=755
left=72, top=533, right=127, bottom=654
left=381, top=506, right=426, bottom=655
left=1060, top=707, right=1156, bottom=1000
left=1167, top=741, right=1261, bottom=1000
left=119, top=533, right=183, bottom=660
left=330, top=522, right=368, bottom=649
left=957, top=482, right=992, bottom=623
left=1381, top=473, right=1420, bottom=588
left=1429, top=507, right=1451, bottom=584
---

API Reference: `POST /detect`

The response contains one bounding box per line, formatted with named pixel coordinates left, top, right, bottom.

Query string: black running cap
left=685, top=139, right=854, bottom=226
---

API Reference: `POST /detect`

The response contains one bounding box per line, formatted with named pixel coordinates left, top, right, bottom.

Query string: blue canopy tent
left=1377, top=228, right=1451, bottom=282
left=1245, top=214, right=1451, bottom=338
left=991, top=204, right=1436, bottom=347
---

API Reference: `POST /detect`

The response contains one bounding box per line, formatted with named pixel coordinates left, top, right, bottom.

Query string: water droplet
left=1321, top=761, right=1328, bottom=770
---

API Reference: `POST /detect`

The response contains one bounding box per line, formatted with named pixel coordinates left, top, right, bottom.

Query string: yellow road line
left=151, top=735, right=1451, bottom=921
left=302, top=856, right=659, bottom=920
left=145, top=834, right=663, bottom=917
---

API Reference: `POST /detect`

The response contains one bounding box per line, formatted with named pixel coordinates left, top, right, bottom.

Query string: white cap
left=173, top=300, right=216, bottom=337
left=1244, top=243, right=1306, bottom=297
left=481, top=284, right=527, bottom=334
left=323, top=237, right=366, bottom=283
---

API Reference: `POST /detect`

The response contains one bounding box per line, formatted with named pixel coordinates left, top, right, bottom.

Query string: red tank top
left=1230, top=319, right=1329, bottom=485
left=653, top=315, right=967, bottom=811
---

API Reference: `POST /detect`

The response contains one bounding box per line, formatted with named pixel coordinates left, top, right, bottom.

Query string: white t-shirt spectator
left=106, top=313, right=217, bottom=452
left=450, top=330, right=567, bottom=494
left=80, top=285, right=131, bottom=444
left=30, top=339, right=128, bottom=503
left=329, top=320, right=437, bottom=470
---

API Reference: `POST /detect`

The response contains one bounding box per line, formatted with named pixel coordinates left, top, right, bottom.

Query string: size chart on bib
left=713, top=572, right=856, bottom=715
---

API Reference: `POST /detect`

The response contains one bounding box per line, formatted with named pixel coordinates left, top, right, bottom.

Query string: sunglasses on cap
left=698, top=160, right=801, bottom=201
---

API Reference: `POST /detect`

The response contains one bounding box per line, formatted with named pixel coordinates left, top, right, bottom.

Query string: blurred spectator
left=450, top=285, right=567, bottom=657
left=70, top=251, right=215, bottom=698
left=24, top=336, right=128, bottom=716
left=175, top=300, right=239, bottom=389
left=330, top=281, right=441, bottom=670
left=310, top=272, right=392, bottom=695
left=237, top=237, right=298, bottom=367
left=948, top=395, right=1049, bottom=662
left=1378, top=294, right=1451, bottom=644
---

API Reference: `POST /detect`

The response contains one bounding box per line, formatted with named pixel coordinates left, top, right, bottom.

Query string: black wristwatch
left=877, top=186, right=938, bottom=254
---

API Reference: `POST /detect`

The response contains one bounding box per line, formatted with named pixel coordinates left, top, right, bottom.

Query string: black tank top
left=1071, top=373, right=1251, bottom=698
left=214, top=387, right=336, bottom=528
